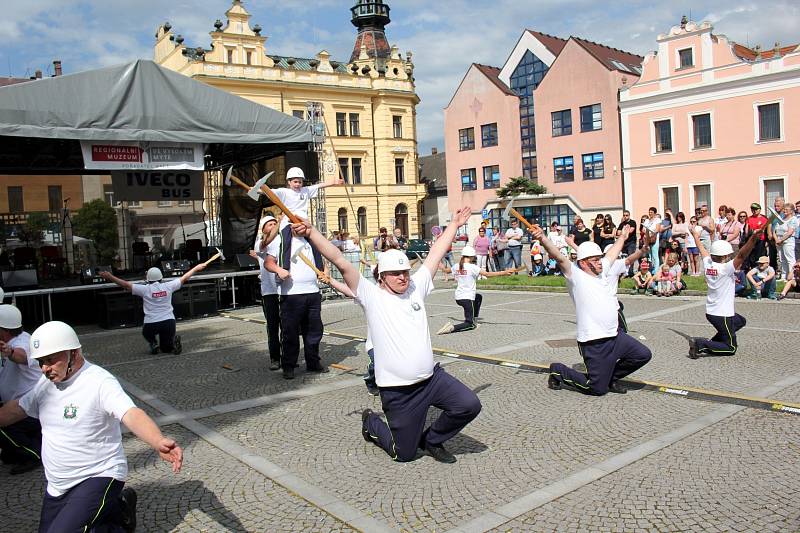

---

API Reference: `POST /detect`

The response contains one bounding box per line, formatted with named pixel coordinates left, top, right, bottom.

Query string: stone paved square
left=3, top=289, right=799, bottom=532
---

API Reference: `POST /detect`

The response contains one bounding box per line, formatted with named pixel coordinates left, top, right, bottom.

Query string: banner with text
left=81, top=141, right=204, bottom=170
left=111, top=170, right=204, bottom=201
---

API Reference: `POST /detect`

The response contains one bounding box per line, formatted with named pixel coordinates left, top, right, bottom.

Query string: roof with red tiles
left=733, top=43, right=799, bottom=61
left=525, top=29, right=643, bottom=75
left=0, top=77, right=33, bottom=88
left=473, top=64, right=517, bottom=96
left=525, top=30, right=567, bottom=56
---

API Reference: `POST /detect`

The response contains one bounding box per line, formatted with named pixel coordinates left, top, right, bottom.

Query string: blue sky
left=1, top=1, right=798, bottom=153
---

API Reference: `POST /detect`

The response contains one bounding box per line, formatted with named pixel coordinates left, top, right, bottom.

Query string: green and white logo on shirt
left=63, top=404, right=78, bottom=419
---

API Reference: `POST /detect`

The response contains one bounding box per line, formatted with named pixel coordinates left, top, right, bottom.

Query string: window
left=227, top=49, right=234, bottom=64
left=48, top=185, right=62, bottom=212
left=394, top=158, right=405, bottom=184
left=127, top=200, right=141, bottom=208
left=678, top=48, right=693, bottom=68
left=103, top=185, right=118, bottom=207
left=460, top=168, right=477, bottom=191
left=352, top=158, right=362, bottom=185
left=551, top=110, right=572, bottom=137
left=662, top=186, right=679, bottom=213
left=392, top=116, right=402, bottom=138
left=553, top=156, right=574, bottom=182
left=357, top=207, right=367, bottom=235
left=654, top=120, right=672, bottom=153
left=349, top=113, right=360, bottom=136
left=245, top=51, right=252, bottom=66
left=336, top=113, right=347, bottom=136
left=581, top=153, right=604, bottom=180
left=763, top=178, right=785, bottom=210
left=481, top=123, right=498, bottom=147
left=510, top=49, right=549, bottom=179
left=337, top=208, right=348, bottom=232
left=339, top=158, right=349, bottom=183
left=757, top=103, right=781, bottom=142
left=8, top=186, right=23, bottom=213
left=580, top=104, right=602, bottom=132
left=692, top=113, right=712, bottom=149
left=483, top=165, right=500, bottom=189
left=458, top=127, right=475, bottom=151
left=486, top=204, right=576, bottom=236
left=158, top=200, right=172, bottom=207
left=292, top=110, right=305, bottom=120
left=692, top=184, right=711, bottom=212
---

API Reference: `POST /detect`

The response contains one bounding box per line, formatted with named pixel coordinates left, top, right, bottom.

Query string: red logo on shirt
left=151, top=290, right=168, bottom=298
left=706, top=268, right=718, bottom=276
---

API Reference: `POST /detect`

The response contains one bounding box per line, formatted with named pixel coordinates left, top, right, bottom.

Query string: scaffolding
left=307, top=101, right=327, bottom=236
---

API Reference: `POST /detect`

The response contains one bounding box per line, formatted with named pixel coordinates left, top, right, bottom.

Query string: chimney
left=35, top=70, right=42, bottom=79
left=431, top=147, right=438, bottom=155
left=53, top=60, right=62, bottom=76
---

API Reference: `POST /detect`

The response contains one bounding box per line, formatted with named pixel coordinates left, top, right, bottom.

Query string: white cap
left=260, top=215, right=277, bottom=227
left=0, top=304, right=22, bottom=329
left=461, top=246, right=476, bottom=257
left=576, top=241, right=603, bottom=261
left=286, top=167, right=305, bottom=181
left=377, top=249, right=411, bottom=274
left=709, top=240, right=733, bottom=257
left=533, top=254, right=543, bottom=261
left=30, top=321, right=81, bottom=359
left=146, top=267, right=163, bottom=282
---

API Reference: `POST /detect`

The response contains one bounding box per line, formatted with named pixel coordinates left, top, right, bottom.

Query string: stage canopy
left=0, top=59, right=312, bottom=174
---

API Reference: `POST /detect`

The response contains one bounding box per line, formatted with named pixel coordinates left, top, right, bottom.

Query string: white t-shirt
left=604, top=259, right=628, bottom=300
left=454, top=262, right=481, bottom=301
left=0, top=332, right=42, bottom=402
left=703, top=256, right=735, bottom=317
left=668, top=263, right=683, bottom=279
left=268, top=234, right=319, bottom=296
left=686, top=230, right=697, bottom=248
left=566, top=259, right=619, bottom=342
left=18, top=361, right=136, bottom=497
left=643, top=216, right=661, bottom=244
left=131, top=279, right=182, bottom=323
left=505, top=227, right=524, bottom=247
left=548, top=231, right=567, bottom=253
left=255, top=239, right=280, bottom=296
left=355, top=269, right=434, bottom=387
left=748, top=266, right=775, bottom=282
left=272, top=185, right=321, bottom=228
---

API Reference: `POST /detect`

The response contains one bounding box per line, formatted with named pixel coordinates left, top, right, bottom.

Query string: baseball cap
left=750, top=202, right=761, bottom=210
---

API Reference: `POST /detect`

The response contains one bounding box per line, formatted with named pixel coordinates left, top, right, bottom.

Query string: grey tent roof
left=0, top=59, right=312, bottom=144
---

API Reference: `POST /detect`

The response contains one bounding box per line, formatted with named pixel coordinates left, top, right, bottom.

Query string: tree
left=73, top=199, right=118, bottom=265
left=496, top=176, right=547, bottom=198
left=18, top=212, right=50, bottom=245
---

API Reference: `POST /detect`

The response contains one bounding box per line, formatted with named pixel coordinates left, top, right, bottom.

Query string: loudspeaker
left=235, top=254, right=259, bottom=271
left=98, top=290, right=143, bottom=329
left=161, top=260, right=192, bottom=276
left=171, top=286, right=192, bottom=320
left=1, top=269, right=38, bottom=290
left=285, top=150, right=320, bottom=183
left=190, top=283, right=218, bottom=317
left=80, top=266, right=112, bottom=285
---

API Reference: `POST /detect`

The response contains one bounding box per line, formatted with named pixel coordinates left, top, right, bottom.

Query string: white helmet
left=377, top=249, right=411, bottom=274
left=0, top=304, right=22, bottom=329
left=146, top=267, right=163, bottom=282
left=709, top=240, right=733, bottom=257
left=30, top=321, right=81, bottom=359
left=576, top=241, right=603, bottom=261
left=286, top=167, right=305, bottom=181
left=533, top=254, right=543, bottom=261
left=603, top=244, right=614, bottom=253
left=461, top=246, right=476, bottom=257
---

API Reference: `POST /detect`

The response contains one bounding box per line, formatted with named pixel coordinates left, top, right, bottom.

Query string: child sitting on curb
left=632, top=261, right=653, bottom=293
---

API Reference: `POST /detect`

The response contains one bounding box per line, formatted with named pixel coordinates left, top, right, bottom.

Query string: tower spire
left=349, top=1, right=392, bottom=64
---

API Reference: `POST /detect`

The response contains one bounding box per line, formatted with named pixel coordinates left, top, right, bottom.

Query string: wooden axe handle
left=295, top=252, right=330, bottom=282
left=509, top=208, right=537, bottom=231
left=228, top=174, right=252, bottom=192
left=258, top=185, right=303, bottom=224
left=202, top=252, right=222, bottom=267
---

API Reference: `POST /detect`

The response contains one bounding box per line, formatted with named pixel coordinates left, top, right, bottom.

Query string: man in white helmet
left=535, top=223, right=652, bottom=395
left=293, top=206, right=482, bottom=464
left=0, top=304, right=42, bottom=474
left=688, top=224, right=763, bottom=358
left=0, top=321, right=183, bottom=532
left=100, top=262, right=207, bottom=355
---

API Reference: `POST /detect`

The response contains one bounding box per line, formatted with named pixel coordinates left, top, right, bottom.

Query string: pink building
left=621, top=18, right=800, bottom=219
left=444, top=31, right=641, bottom=235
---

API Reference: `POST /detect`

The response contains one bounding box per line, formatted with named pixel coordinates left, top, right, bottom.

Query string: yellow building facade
left=153, top=0, right=426, bottom=238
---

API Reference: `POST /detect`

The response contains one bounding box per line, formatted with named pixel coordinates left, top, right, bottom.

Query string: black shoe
left=366, top=384, right=379, bottom=396
left=9, top=459, right=40, bottom=475
left=608, top=381, right=627, bottom=394
left=688, top=337, right=699, bottom=359
left=283, top=368, right=294, bottom=380
left=307, top=365, right=330, bottom=374
left=149, top=342, right=159, bottom=355
left=777, top=294, right=785, bottom=301
left=547, top=374, right=562, bottom=390
left=425, top=443, right=456, bottom=464
left=269, top=360, right=281, bottom=371
left=119, top=487, right=138, bottom=533
left=172, top=335, right=182, bottom=355
left=361, top=409, right=373, bottom=442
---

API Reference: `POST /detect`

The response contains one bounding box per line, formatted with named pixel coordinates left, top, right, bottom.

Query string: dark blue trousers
left=364, top=348, right=376, bottom=389
left=617, top=300, right=628, bottom=333
left=696, top=313, right=746, bottom=355
left=279, top=292, right=323, bottom=371
left=39, top=477, right=125, bottom=533
left=260, top=294, right=281, bottom=363
left=364, top=364, right=482, bottom=462
left=549, top=333, right=652, bottom=395
left=0, top=415, right=41, bottom=463
left=453, top=294, right=483, bottom=332
left=142, top=319, right=176, bottom=352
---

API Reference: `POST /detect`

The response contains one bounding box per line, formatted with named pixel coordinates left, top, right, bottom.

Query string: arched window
left=394, top=203, right=408, bottom=237
left=357, top=207, right=367, bottom=236
left=338, top=207, right=348, bottom=232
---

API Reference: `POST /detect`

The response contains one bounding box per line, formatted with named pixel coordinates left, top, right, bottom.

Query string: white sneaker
left=437, top=322, right=455, bottom=335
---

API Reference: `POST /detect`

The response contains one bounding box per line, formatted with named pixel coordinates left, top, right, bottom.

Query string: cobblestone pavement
left=2, top=288, right=798, bottom=532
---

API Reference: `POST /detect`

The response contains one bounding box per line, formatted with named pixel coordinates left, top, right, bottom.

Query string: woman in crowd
left=591, top=214, right=605, bottom=246
left=718, top=207, right=743, bottom=252
left=600, top=214, right=617, bottom=251
left=775, top=203, right=798, bottom=280
left=567, top=216, right=591, bottom=250
left=473, top=227, right=491, bottom=272
left=671, top=212, right=689, bottom=260
left=715, top=205, right=728, bottom=233
left=686, top=216, right=700, bottom=276
left=777, top=261, right=800, bottom=300
left=657, top=209, right=673, bottom=265
left=547, top=221, right=568, bottom=256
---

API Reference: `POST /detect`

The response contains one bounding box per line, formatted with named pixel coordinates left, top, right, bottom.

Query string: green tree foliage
left=496, top=176, right=547, bottom=198
left=73, top=199, right=118, bottom=264
left=18, top=212, right=50, bottom=244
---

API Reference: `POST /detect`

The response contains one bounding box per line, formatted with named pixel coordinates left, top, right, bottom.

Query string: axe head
left=247, top=175, right=269, bottom=201
left=501, top=197, right=516, bottom=221
left=215, top=247, right=225, bottom=261
left=224, top=166, right=233, bottom=187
